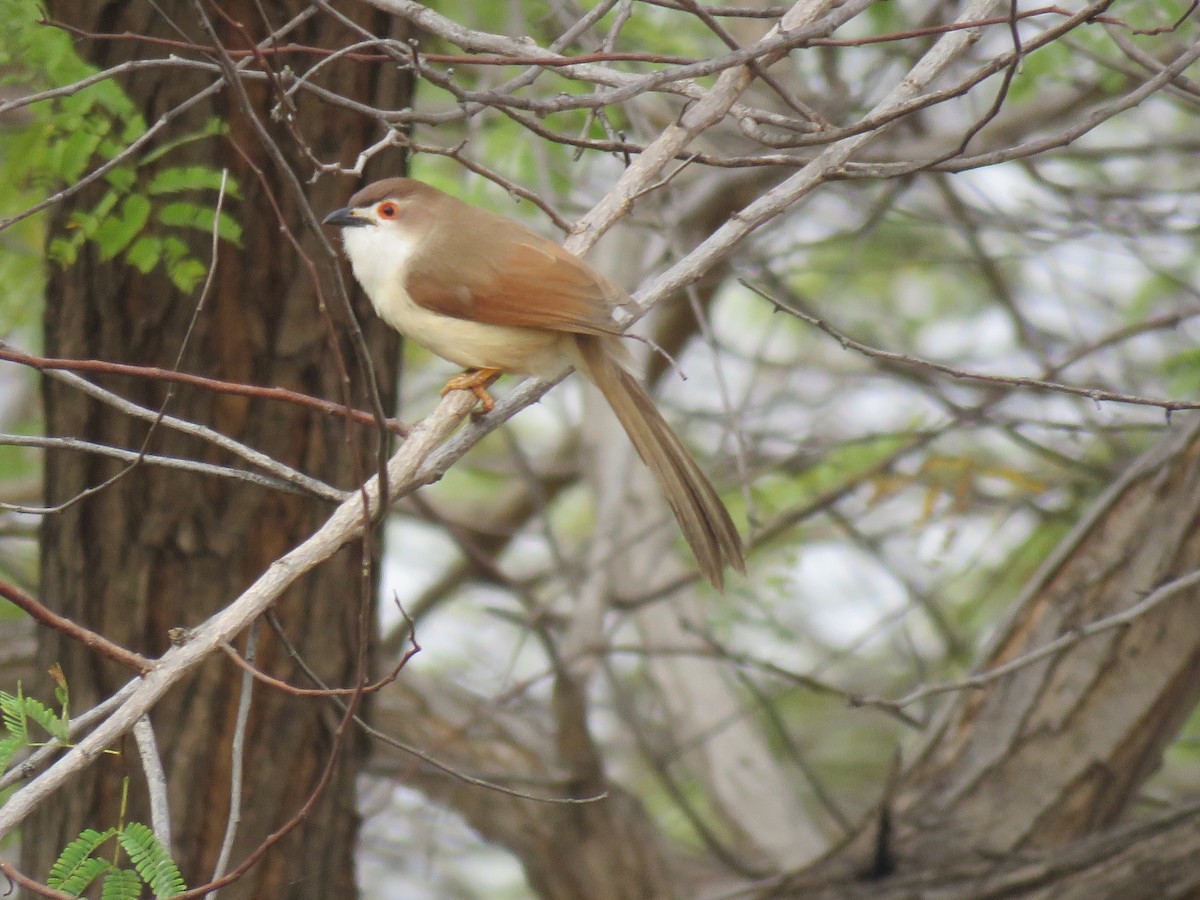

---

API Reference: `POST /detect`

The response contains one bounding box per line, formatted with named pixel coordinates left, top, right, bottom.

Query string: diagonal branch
left=0, top=388, right=477, bottom=839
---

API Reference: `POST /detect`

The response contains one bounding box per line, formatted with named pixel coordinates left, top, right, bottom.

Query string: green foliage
left=2, top=678, right=185, bottom=896
left=121, top=821, right=188, bottom=897
left=100, top=867, right=145, bottom=900
left=47, top=828, right=118, bottom=895
left=0, top=0, right=239, bottom=296
left=0, top=679, right=70, bottom=771
left=32, top=770, right=188, bottom=897
left=0, top=724, right=20, bottom=775
left=46, top=822, right=187, bottom=898
left=44, top=117, right=240, bottom=293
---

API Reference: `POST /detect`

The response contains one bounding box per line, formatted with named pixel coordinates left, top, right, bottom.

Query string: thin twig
left=743, top=280, right=1200, bottom=415
left=853, top=568, right=1200, bottom=713
left=0, top=344, right=406, bottom=438
left=206, top=622, right=258, bottom=898
left=132, top=716, right=172, bottom=851
left=0, top=579, right=151, bottom=674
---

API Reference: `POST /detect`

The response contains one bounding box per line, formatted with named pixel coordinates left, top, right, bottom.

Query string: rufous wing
left=404, top=224, right=633, bottom=336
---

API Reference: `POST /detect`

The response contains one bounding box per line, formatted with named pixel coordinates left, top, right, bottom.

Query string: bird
left=323, top=177, right=745, bottom=589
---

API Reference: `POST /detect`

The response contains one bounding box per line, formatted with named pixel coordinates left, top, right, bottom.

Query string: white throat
left=340, top=225, right=421, bottom=309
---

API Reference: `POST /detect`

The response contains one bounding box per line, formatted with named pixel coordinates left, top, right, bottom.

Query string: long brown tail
left=571, top=335, right=746, bottom=589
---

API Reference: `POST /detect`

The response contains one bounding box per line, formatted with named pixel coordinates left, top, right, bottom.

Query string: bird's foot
left=442, top=368, right=502, bottom=413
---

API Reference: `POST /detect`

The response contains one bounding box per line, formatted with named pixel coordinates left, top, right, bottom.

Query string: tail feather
left=571, top=335, right=745, bottom=589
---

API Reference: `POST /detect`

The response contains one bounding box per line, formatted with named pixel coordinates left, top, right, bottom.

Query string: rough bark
left=775, top=801, right=1200, bottom=899
left=891, top=417, right=1200, bottom=861
left=25, top=4, right=405, bottom=896
left=798, top=416, right=1200, bottom=893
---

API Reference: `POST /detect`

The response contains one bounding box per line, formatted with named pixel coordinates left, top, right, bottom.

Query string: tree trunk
left=892, top=417, right=1200, bottom=861
left=797, top=416, right=1200, bottom=896
left=25, top=4, right=406, bottom=896
left=777, top=801, right=1200, bottom=899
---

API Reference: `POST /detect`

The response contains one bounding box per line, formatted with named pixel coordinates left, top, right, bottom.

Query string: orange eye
left=377, top=202, right=400, bottom=220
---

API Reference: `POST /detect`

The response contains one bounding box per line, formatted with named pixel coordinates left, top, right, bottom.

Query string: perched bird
left=324, top=178, right=744, bottom=588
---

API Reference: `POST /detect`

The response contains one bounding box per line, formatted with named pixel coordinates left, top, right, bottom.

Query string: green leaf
left=52, top=668, right=70, bottom=721
left=146, top=165, right=231, bottom=196
left=48, top=235, right=82, bottom=267
left=0, top=2, right=238, bottom=305
left=167, top=257, right=207, bottom=293
left=105, top=165, right=138, bottom=193
left=119, top=113, right=148, bottom=143
left=48, top=128, right=103, bottom=182
left=161, top=237, right=191, bottom=263
left=0, top=682, right=70, bottom=751
left=119, top=822, right=187, bottom=897
left=157, top=236, right=208, bottom=292
left=92, top=194, right=152, bottom=260
left=47, top=827, right=118, bottom=892
left=58, top=858, right=113, bottom=897
left=139, top=117, right=227, bottom=165
left=101, top=868, right=144, bottom=900
left=126, top=236, right=163, bottom=274
left=20, top=695, right=69, bottom=742
left=66, top=189, right=120, bottom=240
left=0, top=687, right=28, bottom=743
left=97, top=136, right=127, bottom=160
left=0, top=732, right=22, bottom=773
left=215, top=210, right=242, bottom=246
left=157, top=200, right=216, bottom=231
left=65, top=208, right=100, bottom=238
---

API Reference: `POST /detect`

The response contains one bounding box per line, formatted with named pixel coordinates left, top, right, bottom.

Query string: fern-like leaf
left=20, top=695, right=69, bottom=742
left=0, top=687, right=70, bottom=744
left=0, top=688, right=29, bottom=743
left=47, top=827, right=117, bottom=893
left=56, top=858, right=113, bottom=897
left=0, top=732, right=22, bottom=773
left=101, top=868, right=144, bottom=900
left=119, top=822, right=187, bottom=897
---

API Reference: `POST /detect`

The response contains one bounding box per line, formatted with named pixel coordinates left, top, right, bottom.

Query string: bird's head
left=323, top=178, right=446, bottom=290
left=321, top=177, right=435, bottom=232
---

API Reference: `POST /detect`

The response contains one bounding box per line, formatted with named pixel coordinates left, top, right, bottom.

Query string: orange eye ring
left=377, top=201, right=400, bottom=220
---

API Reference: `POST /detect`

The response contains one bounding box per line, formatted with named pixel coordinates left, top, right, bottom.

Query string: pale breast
left=341, top=225, right=567, bottom=376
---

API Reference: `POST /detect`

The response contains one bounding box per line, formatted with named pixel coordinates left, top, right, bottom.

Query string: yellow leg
left=441, top=368, right=502, bottom=412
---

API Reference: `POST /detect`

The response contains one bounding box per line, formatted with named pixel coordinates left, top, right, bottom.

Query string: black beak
left=322, top=207, right=372, bottom=228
